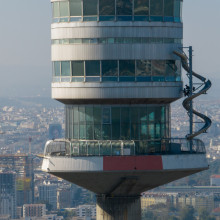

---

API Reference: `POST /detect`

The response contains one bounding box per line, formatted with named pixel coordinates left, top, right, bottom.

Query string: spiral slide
left=173, top=50, right=212, bottom=140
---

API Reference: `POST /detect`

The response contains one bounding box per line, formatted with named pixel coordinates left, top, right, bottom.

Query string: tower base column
left=96, top=195, right=141, bottom=220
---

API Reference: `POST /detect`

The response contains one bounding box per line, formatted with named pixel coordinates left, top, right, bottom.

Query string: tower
left=42, top=0, right=210, bottom=219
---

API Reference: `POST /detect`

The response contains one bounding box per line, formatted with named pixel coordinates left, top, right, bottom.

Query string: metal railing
left=44, top=138, right=205, bottom=157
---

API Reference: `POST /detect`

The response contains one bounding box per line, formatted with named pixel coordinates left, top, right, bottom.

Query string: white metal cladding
left=162, top=154, right=208, bottom=170
left=51, top=82, right=182, bottom=100
left=52, top=44, right=181, bottom=61
left=42, top=157, right=103, bottom=172
left=51, top=26, right=182, bottom=39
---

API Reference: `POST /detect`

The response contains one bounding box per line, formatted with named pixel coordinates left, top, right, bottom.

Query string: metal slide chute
left=173, top=50, right=212, bottom=140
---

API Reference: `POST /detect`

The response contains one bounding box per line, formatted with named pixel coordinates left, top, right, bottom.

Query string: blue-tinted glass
left=73, top=125, right=79, bottom=139
left=102, top=77, right=118, bottom=82
left=72, top=61, right=84, bottom=76
left=94, top=125, right=101, bottom=140
left=72, top=77, right=84, bottom=82
left=136, top=60, right=151, bottom=76
left=54, top=61, right=60, bottom=76
left=117, top=16, right=132, bottom=21
left=83, top=0, right=98, bottom=16
left=70, top=0, right=82, bottom=16
left=174, top=0, right=180, bottom=17
left=83, top=17, right=97, bottom=21
left=61, top=77, right=71, bottom=82
left=102, top=107, right=111, bottom=124
left=70, top=17, right=82, bottom=21
left=53, top=2, right=60, bottom=18
left=85, top=61, right=100, bottom=76
left=94, top=107, right=102, bottom=124
left=164, top=16, right=174, bottom=22
left=150, top=16, right=163, bottom=21
left=86, top=125, right=93, bottom=139
left=112, top=108, right=120, bottom=140
left=102, top=124, right=111, bottom=140
left=60, top=17, right=69, bottom=22
left=174, top=17, right=181, bottom=22
left=119, top=77, right=135, bottom=82
left=134, top=16, right=149, bottom=21
left=134, top=0, right=149, bottom=15
left=164, top=0, right=174, bottom=16
left=136, top=77, right=151, bottom=82
left=61, top=61, right=70, bottom=76
left=79, top=125, right=86, bottom=139
left=53, top=18, right=60, bottom=23
left=99, top=16, right=115, bottom=21
left=152, top=76, right=165, bottom=81
left=60, top=2, right=69, bottom=17
left=86, top=77, right=100, bottom=82
left=99, top=0, right=115, bottom=15
left=150, top=0, right=163, bottom=15
left=117, top=0, right=132, bottom=15
left=165, top=76, right=176, bottom=81
left=102, top=60, right=118, bottom=76
left=151, top=60, right=166, bottom=76
left=119, top=60, right=135, bottom=76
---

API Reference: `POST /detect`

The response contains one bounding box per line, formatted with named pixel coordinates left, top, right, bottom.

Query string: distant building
left=0, top=154, right=34, bottom=206
left=0, top=172, right=16, bottom=219
left=57, top=188, right=72, bottom=209
left=76, top=205, right=96, bottom=218
left=211, top=175, right=220, bottom=186
left=38, top=182, right=57, bottom=210
left=23, top=204, right=46, bottom=218
left=49, top=124, right=62, bottom=140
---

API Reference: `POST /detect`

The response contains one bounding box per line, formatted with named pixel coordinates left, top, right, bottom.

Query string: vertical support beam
left=96, top=196, right=141, bottom=220
left=189, top=46, right=193, bottom=152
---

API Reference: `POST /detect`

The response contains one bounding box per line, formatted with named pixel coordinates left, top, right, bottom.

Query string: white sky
left=0, top=0, right=219, bottom=97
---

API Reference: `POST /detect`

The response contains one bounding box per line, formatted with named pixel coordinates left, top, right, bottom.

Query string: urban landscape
left=0, top=96, right=220, bottom=219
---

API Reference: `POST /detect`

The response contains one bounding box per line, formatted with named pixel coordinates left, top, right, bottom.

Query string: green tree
left=180, top=205, right=195, bottom=220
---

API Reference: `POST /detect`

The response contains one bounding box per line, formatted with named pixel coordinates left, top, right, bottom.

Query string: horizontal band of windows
left=52, top=60, right=181, bottom=80
left=65, top=105, right=169, bottom=140
left=52, top=38, right=182, bottom=45
left=53, top=76, right=181, bottom=82
left=52, top=0, right=182, bottom=23
left=52, top=16, right=181, bottom=23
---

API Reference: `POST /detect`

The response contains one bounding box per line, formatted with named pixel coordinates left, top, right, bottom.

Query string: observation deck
left=42, top=138, right=208, bottom=195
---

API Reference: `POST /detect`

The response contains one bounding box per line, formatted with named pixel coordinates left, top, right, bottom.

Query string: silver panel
left=52, top=44, right=182, bottom=60
left=51, top=82, right=182, bottom=100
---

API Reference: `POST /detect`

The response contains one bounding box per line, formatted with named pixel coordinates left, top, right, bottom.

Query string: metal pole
left=189, top=46, right=193, bottom=152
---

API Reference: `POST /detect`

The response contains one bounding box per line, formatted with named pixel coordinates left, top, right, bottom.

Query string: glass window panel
left=85, top=61, right=100, bottom=76
left=73, top=107, right=79, bottom=124
left=70, top=17, right=82, bottom=21
left=70, top=0, right=82, bottom=16
left=83, top=0, right=98, bottom=16
left=94, top=125, right=101, bottom=140
left=134, top=16, right=149, bottom=21
left=72, top=61, right=84, bottom=76
left=107, top=38, right=114, bottom=44
left=164, top=0, right=174, bottom=16
left=161, top=107, right=165, bottom=123
left=136, top=60, right=151, bottom=76
left=86, top=124, right=94, bottom=139
left=79, top=107, right=85, bottom=123
left=102, top=60, right=118, bottom=76
left=86, top=77, right=100, bottom=82
left=99, top=0, right=115, bottom=15
left=149, top=124, right=155, bottom=139
left=134, top=0, right=149, bottom=15
left=174, top=0, right=180, bottom=17
left=61, top=61, right=70, bottom=76
left=99, top=16, right=115, bottom=21
left=54, top=61, right=60, bottom=76
left=121, top=107, right=130, bottom=124
left=102, top=124, right=111, bottom=140
left=90, top=38, right=98, bottom=44
left=148, top=107, right=155, bottom=122
left=102, top=107, right=111, bottom=124
left=94, top=107, right=102, bottom=124
left=73, top=125, right=79, bottom=139
left=151, top=60, right=166, bottom=76
left=139, top=107, right=147, bottom=123
left=60, top=2, right=69, bottom=17
left=82, top=39, right=90, bottom=44
left=150, top=0, right=163, bottom=16
left=53, top=2, right=60, bottom=18
left=131, top=123, right=139, bottom=140
left=131, top=108, right=139, bottom=123
left=69, top=39, right=82, bottom=44
left=85, top=107, right=93, bottom=123
left=79, top=125, right=86, bottom=139
left=140, top=124, right=148, bottom=140
left=83, top=17, right=97, bottom=21
left=119, top=60, right=135, bottom=76
left=112, top=123, right=120, bottom=140
left=121, top=123, right=130, bottom=140
left=117, top=16, right=132, bottom=21
left=165, top=60, right=176, bottom=76
left=98, top=38, right=107, bottom=44
left=116, top=0, right=132, bottom=15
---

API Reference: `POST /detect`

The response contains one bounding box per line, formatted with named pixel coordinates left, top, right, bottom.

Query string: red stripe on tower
left=103, top=156, right=163, bottom=171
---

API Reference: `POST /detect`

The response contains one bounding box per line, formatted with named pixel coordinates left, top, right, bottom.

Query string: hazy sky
left=0, top=0, right=219, bottom=97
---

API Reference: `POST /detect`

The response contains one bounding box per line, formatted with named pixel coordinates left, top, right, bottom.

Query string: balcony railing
left=44, top=138, right=206, bottom=157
